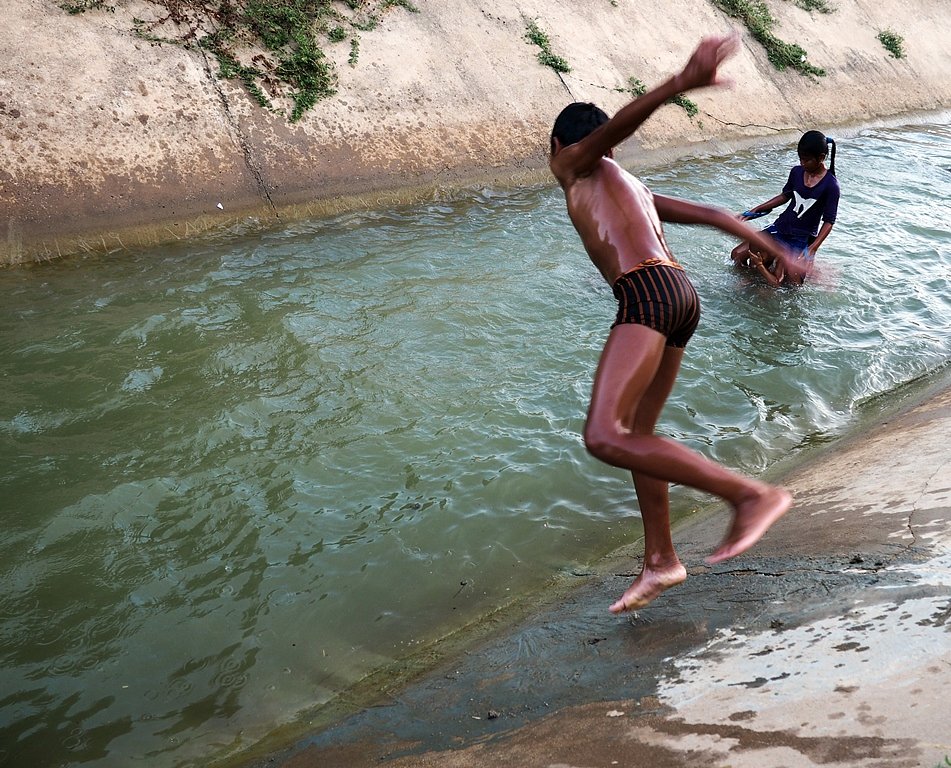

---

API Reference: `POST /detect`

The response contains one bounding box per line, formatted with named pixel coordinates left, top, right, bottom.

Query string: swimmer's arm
left=808, top=221, right=834, bottom=256
left=654, top=194, right=805, bottom=281
left=551, top=34, right=738, bottom=179
left=741, top=191, right=790, bottom=218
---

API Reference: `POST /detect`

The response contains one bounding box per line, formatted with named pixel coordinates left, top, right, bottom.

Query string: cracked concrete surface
left=236, top=374, right=951, bottom=768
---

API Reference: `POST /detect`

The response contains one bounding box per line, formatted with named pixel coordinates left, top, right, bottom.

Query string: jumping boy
left=549, top=34, right=803, bottom=613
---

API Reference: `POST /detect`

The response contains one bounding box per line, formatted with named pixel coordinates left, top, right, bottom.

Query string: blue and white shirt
left=773, top=166, right=840, bottom=240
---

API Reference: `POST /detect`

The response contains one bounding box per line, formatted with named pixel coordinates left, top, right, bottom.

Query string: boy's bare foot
left=706, top=486, right=792, bottom=564
left=609, top=562, right=687, bottom=614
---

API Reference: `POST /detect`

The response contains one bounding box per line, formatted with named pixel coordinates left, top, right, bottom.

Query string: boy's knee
left=583, top=423, right=622, bottom=464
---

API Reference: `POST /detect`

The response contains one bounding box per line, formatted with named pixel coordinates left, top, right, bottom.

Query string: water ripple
left=0, top=120, right=949, bottom=768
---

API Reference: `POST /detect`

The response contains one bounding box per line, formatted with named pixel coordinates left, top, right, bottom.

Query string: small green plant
left=524, top=20, right=571, bottom=74
left=202, top=36, right=273, bottom=110
left=790, top=0, right=833, bottom=12
left=668, top=93, right=699, bottom=118
left=60, top=0, right=113, bottom=12
left=712, top=0, right=825, bottom=77
left=617, top=77, right=697, bottom=119
left=617, top=77, right=648, bottom=98
left=877, top=29, right=905, bottom=59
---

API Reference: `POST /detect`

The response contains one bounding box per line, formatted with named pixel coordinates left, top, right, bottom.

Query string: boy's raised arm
left=552, top=34, right=739, bottom=179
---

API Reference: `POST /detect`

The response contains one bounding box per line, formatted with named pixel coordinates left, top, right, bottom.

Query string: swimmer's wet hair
left=798, top=130, right=837, bottom=176
left=551, top=102, right=609, bottom=154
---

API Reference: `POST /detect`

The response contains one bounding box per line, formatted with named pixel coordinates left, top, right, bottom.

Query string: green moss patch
left=60, top=0, right=114, bottom=13
left=790, top=0, right=834, bottom=13
left=617, top=77, right=698, bottom=119
left=877, top=29, right=905, bottom=59
left=524, top=20, right=571, bottom=74
left=712, top=0, right=826, bottom=78
left=65, top=0, right=419, bottom=121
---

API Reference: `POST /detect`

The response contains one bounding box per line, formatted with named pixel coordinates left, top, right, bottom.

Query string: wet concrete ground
left=242, top=373, right=951, bottom=768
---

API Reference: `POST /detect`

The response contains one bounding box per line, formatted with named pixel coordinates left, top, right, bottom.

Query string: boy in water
left=549, top=34, right=802, bottom=613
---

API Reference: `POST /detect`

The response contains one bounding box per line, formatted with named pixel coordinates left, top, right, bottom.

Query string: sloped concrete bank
left=3, top=0, right=950, bottom=264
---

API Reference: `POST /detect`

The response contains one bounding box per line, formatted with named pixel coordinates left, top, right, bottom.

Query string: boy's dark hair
left=798, top=130, right=837, bottom=176
left=551, top=102, right=609, bottom=154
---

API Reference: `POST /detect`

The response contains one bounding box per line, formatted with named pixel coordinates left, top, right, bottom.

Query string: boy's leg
left=609, top=344, right=688, bottom=613
left=585, top=323, right=754, bottom=495
left=584, top=324, right=791, bottom=568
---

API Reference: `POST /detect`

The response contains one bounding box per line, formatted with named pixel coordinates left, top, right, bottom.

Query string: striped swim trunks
left=611, top=258, right=701, bottom=348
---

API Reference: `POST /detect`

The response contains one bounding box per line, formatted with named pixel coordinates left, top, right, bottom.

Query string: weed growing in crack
left=877, top=29, right=906, bottom=59
left=790, top=0, right=834, bottom=13
left=712, top=0, right=825, bottom=78
left=62, top=0, right=419, bottom=121
left=617, top=77, right=648, bottom=98
left=60, top=0, right=113, bottom=12
left=524, top=20, right=571, bottom=74
left=617, top=77, right=698, bottom=119
left=668, top=93, right=699, bottom=118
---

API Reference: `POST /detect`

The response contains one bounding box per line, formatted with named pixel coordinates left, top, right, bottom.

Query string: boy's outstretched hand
left=677, top=33, right=741, bottom=92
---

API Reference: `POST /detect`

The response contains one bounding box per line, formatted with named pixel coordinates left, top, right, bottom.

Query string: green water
left=1, top=121, right=950, bottom=767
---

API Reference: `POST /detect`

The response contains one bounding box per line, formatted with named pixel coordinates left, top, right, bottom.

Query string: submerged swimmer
left=548, top=34, right=801, bottom=613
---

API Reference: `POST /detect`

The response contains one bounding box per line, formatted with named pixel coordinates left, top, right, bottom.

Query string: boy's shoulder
left=551, top=152, right=622, bottom=189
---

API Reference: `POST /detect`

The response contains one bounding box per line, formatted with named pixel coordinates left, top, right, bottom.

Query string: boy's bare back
left=549, top=35, right=742, bottom=285
left=554, top=157, right=674, bottom=285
